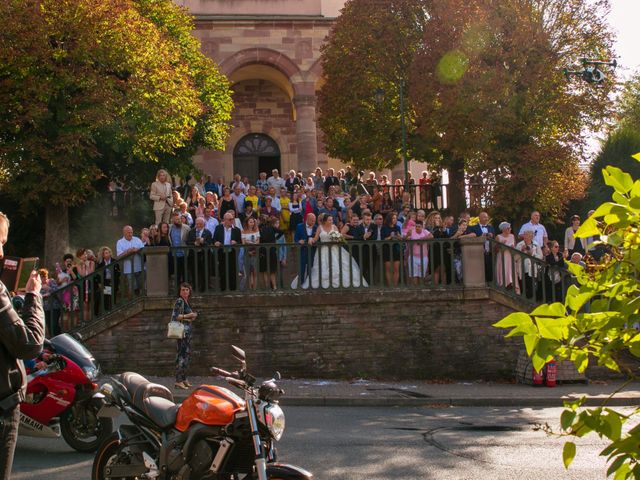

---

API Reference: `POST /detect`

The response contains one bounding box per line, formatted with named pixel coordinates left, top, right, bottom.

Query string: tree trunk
left=45, top=204, right=69, bottom=269
left=447, top=155, right=466, bottom=215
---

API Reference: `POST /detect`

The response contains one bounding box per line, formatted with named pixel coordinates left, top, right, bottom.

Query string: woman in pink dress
left=495, top=221, right=516, bottom=290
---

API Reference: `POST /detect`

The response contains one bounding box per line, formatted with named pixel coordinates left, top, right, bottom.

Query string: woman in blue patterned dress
left=173, top=282, right=197, bottom=390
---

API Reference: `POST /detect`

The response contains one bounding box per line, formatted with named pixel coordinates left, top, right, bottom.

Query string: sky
left=609, top=0, right=640, bottom=78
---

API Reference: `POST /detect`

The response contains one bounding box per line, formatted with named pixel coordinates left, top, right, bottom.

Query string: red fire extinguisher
left=545, top=359, right=557, bottom=388
left=532, top=367, right=544, bottom=386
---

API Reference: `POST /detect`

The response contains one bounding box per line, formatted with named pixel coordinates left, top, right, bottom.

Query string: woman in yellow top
left=279, top=190, right=291, bottom=240
left=245, top=185, right=260, bottom=211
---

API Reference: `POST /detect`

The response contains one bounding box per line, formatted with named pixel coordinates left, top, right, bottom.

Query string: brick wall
left=232, top=79, right=296, bottom=153
left=85, top=288, right=525, bottom=380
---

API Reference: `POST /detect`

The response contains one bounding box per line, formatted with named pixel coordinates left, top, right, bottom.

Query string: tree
left=319, top=0, right=614, bottom=221
left=585, top=128, right=640, bottom=212
left=0, top=0, right=232, bottom=265
left=494, top=154, right=640, bottom=478
left=317, top=0, right=429, bottom=173
left=411, top=0, right=612, bottom=221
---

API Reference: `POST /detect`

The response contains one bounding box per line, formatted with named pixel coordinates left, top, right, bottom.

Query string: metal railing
left=41, top=237, right=578, bottom=333
left=167, top=238, right=461, bottom=294
left=488, top=239, right=574, bottom=305
left=41, top=251, right=146, bottom=334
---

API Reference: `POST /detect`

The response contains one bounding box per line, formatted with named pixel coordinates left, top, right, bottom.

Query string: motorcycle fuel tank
left=175, top=386, right=245, bottom=432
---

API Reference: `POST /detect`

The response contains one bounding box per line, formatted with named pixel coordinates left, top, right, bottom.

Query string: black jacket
left=213, top=225, right=242, bottom=246
left=186, top=228, right=213, bottom=246
left=0, top=281, right=45, bottom=407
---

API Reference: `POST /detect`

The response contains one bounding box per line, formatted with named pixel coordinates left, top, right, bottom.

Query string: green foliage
left=0, top=0, right=232, bottom=210
left=494, top=154, right=640, bottom=478
left=585, top=128, right=640, bottom=213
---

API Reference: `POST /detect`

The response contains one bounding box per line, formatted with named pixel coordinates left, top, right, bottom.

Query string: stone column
left=294, top=93, right=318, bottom=174
left=460, top=237, right=486, bottom=288
left=145, top=247, right=169, bottom=297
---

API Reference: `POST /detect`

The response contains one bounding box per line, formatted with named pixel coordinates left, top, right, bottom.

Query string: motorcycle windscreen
left=48, top=334, right=97, bottom=370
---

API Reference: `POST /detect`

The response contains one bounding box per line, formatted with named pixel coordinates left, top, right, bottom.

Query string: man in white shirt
left=267, top=169, right=286, bottom=195
left=116, top=225, right=145, bottom=295
left=203, top=208, right=219, bottom=237
left=231, top=186, right=245, bottom=214
left=518, top=211, right=548, bottom=248
left=266, top=186, right=281, bottom=211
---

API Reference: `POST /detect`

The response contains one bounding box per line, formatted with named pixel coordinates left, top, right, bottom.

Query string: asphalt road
left=12, top=406, right=617, bottom=479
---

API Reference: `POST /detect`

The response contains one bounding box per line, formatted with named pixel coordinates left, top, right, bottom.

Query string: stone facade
left=85, top=288, right=523, bottom=380
left=186, top=0, right=342, bottom=181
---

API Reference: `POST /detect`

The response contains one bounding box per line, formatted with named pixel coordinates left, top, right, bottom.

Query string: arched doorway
left=233, top=133, right=281, bottom=181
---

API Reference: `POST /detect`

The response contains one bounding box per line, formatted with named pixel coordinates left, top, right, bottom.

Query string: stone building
left=176, top=0, right=347, bottom=182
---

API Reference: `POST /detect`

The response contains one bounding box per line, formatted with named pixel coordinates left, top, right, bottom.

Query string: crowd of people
left=38, top=166, right=598, bottom=336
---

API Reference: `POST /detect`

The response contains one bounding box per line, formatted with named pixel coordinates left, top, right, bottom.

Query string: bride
left=292, top=213, right=368, bottom=289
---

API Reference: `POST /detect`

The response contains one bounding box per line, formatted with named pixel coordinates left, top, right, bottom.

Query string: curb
left=170, top=394, right=640, bottom=408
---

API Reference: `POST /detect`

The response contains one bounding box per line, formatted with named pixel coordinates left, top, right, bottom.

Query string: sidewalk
left=143, top=376, right=640, bottom=407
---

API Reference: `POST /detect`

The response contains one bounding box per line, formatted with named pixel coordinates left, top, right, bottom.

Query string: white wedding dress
left=291, top=226, right=368, bottom=289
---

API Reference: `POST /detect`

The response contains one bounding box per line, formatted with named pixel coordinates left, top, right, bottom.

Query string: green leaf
left=604, top=166, right=634, bottom=194
left=561, top=410, right=577, bottom=430
left=536, top=317, right=570, bottom=340
left=612, top=192, right=630, bottom=206
left=575, top=217, right=600, bottom=238
left=505, top=322, right=537, bottom=337
left=590, top=202, right=615, bottom=218
left=563, top=441, right=576, bottom=469
left=612, top=461, right=631, bottom=480
left=493, top=312, right=532, bottom=329
left=603, top=411, right=623, bottom=441
left=577, top=352, right=589, bottom=372
left=567, top=291, right=595, bottom=313
left=531, top=302, right=566, bottom=317
left=524, top=334, right=538, bottom=356
left=632, top=152, right=640, bottom=162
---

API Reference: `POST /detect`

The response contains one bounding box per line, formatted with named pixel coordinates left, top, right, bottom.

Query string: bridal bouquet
left=328, top=230, right=346, bottom=244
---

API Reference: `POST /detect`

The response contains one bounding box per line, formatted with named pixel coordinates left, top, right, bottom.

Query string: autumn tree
left=319, top=0, right=614, bottom=221
left=0, top=0, right=232, bottom=265
left=412, top=0, right=613, bottom=221
left=317, top=0, right=429, bottom=173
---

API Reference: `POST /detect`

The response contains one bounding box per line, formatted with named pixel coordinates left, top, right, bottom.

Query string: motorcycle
left=92, top=345, right=313, bottom=480
left=19, top=333, right=113, bottom=452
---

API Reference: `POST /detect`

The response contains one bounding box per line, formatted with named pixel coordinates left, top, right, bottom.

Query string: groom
left=294, top=213, right=317, bottom=282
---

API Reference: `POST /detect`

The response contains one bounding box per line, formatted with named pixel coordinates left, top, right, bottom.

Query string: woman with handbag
left=172, top=282, right=197, bottom=390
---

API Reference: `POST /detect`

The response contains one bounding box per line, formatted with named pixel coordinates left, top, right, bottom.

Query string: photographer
left=0, top=211, right=45, bottom=479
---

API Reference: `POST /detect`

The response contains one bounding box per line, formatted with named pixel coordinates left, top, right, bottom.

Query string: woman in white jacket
left=149, top=169, right=173, bottom=224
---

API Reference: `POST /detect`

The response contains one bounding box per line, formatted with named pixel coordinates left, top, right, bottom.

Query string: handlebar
left=210, top=367, right=234, bottom=378
left=225, top=377, right=247, bottom=389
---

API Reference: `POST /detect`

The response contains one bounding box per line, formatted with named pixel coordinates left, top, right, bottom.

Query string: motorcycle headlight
left=83, top=366, right=99, bottom=381
left=265, top=404, right=286, bottom=441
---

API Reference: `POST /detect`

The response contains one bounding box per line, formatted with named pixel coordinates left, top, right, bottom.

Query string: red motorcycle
left=19, top=333, right=113, bottom=452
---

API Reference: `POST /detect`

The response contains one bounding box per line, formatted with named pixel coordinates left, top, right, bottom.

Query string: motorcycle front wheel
left=60, top=402, right=113, bottom=453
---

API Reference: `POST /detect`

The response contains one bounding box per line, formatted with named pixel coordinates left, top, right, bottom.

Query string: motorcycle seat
left=121, top=372, right=175, bottom=411
left=142, top=396, right=179, bottom=430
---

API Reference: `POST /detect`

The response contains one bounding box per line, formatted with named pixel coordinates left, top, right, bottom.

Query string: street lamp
left=374, top=80, right=409, bottom=189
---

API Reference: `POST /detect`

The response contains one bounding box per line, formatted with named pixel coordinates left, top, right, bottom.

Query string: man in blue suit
left=465, top=211, right=495, bottom=282
left=294, top=213, right=317, bottom=283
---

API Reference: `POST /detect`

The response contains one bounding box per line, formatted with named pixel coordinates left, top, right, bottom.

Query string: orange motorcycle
left=92, top=346, right=312, bottom=480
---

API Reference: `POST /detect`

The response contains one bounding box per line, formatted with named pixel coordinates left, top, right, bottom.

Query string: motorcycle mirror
left=231, top=345, right=246, bottom=362
left=275, top=371, right=281, bottom=380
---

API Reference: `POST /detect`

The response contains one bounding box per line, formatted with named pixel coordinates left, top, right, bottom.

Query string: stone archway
left=233, top=133, right=281, bottom=182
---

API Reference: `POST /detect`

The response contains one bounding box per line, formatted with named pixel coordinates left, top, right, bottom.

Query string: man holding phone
left=0, top=211, right=45, bottom=479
